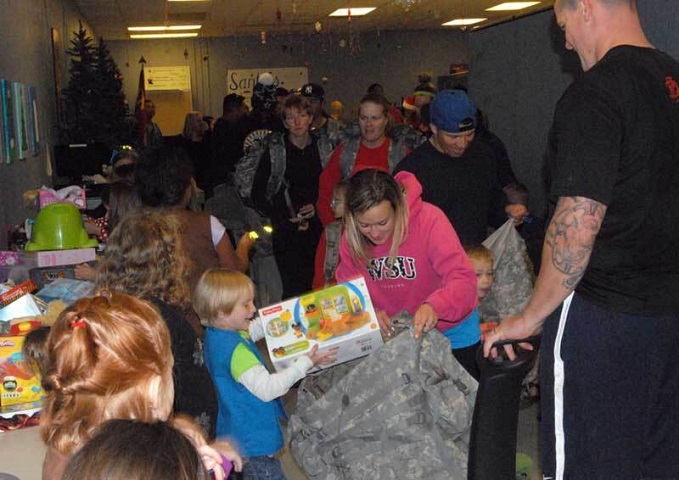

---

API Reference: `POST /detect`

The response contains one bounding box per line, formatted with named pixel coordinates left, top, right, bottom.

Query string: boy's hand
left=307, top=344, right=338, bottom=366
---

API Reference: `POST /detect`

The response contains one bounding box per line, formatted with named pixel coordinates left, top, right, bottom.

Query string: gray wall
left=0, top=0, right=93, bottom=247
left=467, top=0, right=679, bottom=215
left=107, top=29, right=469, bottom=122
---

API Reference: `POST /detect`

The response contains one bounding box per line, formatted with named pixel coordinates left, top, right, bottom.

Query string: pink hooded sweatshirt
left=336, top=171, right=477, bottom=333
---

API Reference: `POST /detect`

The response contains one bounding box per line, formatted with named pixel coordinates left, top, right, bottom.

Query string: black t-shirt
left=394, top=139, right=507, bottom=245
left=547, top=46, right=679, bottom=315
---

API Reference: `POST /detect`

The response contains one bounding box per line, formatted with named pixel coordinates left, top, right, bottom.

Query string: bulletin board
left=145, top=66, right=192, bottom=136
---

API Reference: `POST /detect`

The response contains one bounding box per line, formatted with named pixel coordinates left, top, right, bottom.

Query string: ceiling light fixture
left=167, top=0, right=211, bottom=2
left=128, top=25, right=202, bottom=31
left=486, top=2, right=541, bottom=11
left=328, top=8, right=376, bottom=17
left=130, top=33, right=199, bottom=39
left=442, top=18, right=487, bottom=26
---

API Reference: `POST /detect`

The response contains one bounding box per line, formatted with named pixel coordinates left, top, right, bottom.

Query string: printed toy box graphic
left=261, top=277, right=383, bottom=372
left=0, top=335, right=44, bottom=407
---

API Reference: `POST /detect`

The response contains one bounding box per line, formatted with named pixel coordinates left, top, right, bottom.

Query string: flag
left=135, top=60, right=147, bottom=147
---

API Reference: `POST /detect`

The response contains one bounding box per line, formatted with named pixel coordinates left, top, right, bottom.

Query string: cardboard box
left=0, top=335, right=44, bottom=407
left=261, top=277, right=383, bottom=372
left=22, top=248, right=96, bottom=268
left=29, top=266, right=77, bottom=290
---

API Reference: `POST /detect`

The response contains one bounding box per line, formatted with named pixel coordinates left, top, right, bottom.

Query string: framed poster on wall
left=1, top=79, right=17, bottom=162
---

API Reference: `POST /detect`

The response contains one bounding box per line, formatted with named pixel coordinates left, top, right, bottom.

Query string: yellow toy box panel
left=261, top=277, right=383, bottom=373
left=0, top=335, right=44, bottom=407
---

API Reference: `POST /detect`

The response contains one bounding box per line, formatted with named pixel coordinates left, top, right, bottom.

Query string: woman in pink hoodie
left=336, top=168, right=480, bottom=379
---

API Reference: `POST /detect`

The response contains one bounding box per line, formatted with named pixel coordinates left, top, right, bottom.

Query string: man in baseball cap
left=429, top=89, right=477, bottom=157
left=300, top=83, right=326, bottom=128
left=299, top=82, right=343, bottom=165
left=395, top=89, right=523, bottom=244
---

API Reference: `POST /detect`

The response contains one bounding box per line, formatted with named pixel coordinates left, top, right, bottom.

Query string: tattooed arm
left=483, top=196, right=607, bottom=355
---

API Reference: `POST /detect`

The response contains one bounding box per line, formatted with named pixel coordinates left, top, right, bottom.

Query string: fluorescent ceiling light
left=130, top=33, right=199, bottom=39
left=486, top=2, right=540, bottom=11
left=329, top=8, right=376, bottom=17
left=128, top=25, right=202, bottom=31
left=168, top=0, right=211, bottom=2
left=442, top=18, right=487, bottom=26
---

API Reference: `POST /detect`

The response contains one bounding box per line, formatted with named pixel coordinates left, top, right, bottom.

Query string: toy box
left=0, top=334, right=44, bottom=407
left=22, top=247, right=96, bottom=268
left=261, top=277, right=383, bottom=373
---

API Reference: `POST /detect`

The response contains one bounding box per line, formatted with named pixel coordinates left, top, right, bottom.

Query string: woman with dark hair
left=317, top=93, right=410, bottom=225
left=336, top=169, right=481, bottom=379
left=62, top=420, right=210, bottom=480
left=135, top=145, right=254, bottom=289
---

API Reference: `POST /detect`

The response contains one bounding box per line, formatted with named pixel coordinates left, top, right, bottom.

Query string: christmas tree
left=94, top=38, right=127, bottom=146
left=62, top=22, right=127, bottom=146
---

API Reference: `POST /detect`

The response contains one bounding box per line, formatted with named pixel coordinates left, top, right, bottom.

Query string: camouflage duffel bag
left=289, top=326, right=478, bottom=479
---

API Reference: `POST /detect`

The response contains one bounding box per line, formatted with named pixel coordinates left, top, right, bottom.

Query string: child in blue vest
left=194, top=268, right=336, bottom=480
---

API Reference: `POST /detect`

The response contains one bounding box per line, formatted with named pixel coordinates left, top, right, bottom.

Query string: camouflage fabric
left=289, top=314, right=478, bottom=479
left=234, top=130, right=286, bottom=202
left=322, top=221, right=343, bottom=287
left=313, top=117, right=344, bottom=168
left=480, top=219, right=534, bottom=323
left=480, top=219, right=538, bottom=400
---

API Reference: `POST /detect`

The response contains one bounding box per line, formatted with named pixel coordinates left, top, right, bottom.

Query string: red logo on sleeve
left=666, top=76, right=679, bottom=103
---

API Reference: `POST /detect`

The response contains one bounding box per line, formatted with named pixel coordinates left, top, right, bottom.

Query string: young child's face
left=470, top=257, right=494, bottom=300
left=216, top=292, right=257, bottom=331
left=331, top=189, right=346, bottom=219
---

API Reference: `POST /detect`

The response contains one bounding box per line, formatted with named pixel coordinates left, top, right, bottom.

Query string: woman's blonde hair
left=344, top=169, right=408, bottom=267
left=97, top=209, right=192, bottom=308
left=193, top=269, right=254, bottom=327
left=40, top=293, right=174, bottom=455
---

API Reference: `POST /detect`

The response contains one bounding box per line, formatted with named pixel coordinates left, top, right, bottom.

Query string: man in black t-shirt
left=394, top=89, right=525, bottom=244
left=484, top=1, right=679, bottom=478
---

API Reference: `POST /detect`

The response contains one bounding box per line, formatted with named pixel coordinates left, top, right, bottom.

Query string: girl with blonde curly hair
left=97, top=209, right=219, bottom=438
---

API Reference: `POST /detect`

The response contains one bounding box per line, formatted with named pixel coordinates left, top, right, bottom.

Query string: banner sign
left=226, top=67, right=308, bottom=106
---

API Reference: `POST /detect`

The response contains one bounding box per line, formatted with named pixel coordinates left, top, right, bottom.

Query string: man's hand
left=482, top=314, right=541, bottom=360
